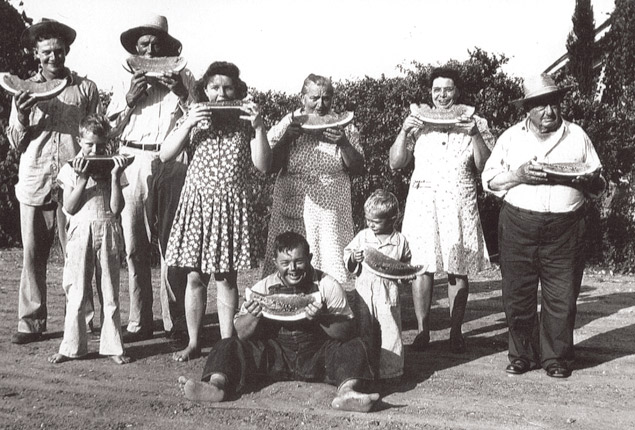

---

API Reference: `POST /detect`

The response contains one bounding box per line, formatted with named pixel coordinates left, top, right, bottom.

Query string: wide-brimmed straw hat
left=120, top=14, right=182, bottom=56
left=510, top=74, right=572, bottom=108
left=20, top=18, right=76, bottom=49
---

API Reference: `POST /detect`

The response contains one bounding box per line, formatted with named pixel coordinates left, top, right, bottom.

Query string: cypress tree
left=566, top=0, right=595, bottom=95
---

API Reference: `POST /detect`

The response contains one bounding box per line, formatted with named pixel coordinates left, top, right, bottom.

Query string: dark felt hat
left=120, top=14, right=182, bottom=56
left=20, top=18, right=76, bottom=49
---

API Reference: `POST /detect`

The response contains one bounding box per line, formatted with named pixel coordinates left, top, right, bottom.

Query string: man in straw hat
left=107, top=14, right=196, bottom=343
left=482, top=74, right=605, bottom=378
left=8, top=18, right=101, bottom=344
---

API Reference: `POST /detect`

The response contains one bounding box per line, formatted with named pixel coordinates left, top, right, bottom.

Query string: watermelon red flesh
left=362, top=247, right=425, bottom=280
left=246, top=288, right=321, bottom=321
left=293, top=111, right=354, bottom=130
left=199, top=100, right=245, bottom=110
left=542, top=162, right=596, bottom=177
left=0, top=73, right=68, bottom=99
left=410, top=103, right=475, bottom=124
left=125, top=56, right=187, bottom=77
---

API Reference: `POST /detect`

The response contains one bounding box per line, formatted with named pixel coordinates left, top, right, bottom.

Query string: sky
left=9, top=0, right=615, bottom=95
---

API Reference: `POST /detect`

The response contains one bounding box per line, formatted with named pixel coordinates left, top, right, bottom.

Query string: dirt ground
left=1, top=248, right=635, bottom=430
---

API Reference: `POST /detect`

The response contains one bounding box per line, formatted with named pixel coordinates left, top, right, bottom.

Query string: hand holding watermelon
left=304, top=300, right=324, bottom=321
left=125, top=71, right=149, bottom=107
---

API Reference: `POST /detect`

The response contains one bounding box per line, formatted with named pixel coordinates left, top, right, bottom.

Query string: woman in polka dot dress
left=161, top=62, right=271, bottom=361
left=262, top=74, right=364, bottom=283
left=389, top=67, right=493, bottom=354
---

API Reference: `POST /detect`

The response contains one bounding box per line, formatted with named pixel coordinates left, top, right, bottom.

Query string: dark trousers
left=201, top=328, right=374, bottom=394
left=499, top=203, right=586, bottom=369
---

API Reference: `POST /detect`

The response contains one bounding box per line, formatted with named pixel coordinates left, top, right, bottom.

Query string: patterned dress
left=165, top=117, right=257, bottom=274
left=262, top=111, right=363, bottom=283
left=401, top=111, right=493, bottom=275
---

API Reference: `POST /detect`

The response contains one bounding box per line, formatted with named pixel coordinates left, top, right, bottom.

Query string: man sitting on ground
left=178, top=231, right=380, bottom=412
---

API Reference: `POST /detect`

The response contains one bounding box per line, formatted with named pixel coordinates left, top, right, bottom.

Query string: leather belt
left=122, top=141, right=161, bottom=152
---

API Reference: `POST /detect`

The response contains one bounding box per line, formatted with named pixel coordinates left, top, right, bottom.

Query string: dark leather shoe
left=449, top=335, right=466, bottom=354
left=546, top=363, right=571, bottom=378
left=11, top=332, right=43, bottom=344
left=122, top=329, right=153, bottom=343
left=505, top=359, right=531, bottom=375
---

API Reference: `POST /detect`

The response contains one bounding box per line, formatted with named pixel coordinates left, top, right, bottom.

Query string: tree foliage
left=0, top=0, right=35, bottom=246
left=602, top=0, right=635, bottom=106
left=566, top=0, right=596, bottom=95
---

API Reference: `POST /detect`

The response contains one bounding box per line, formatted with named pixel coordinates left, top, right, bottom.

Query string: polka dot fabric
left=262, top=112, right=363, bottom=283
left=165, top=118, right=257, bottom=274
left=401, top=115, right=492, bottom=275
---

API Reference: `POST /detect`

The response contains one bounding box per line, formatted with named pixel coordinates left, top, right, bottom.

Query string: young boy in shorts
left=48, top=114, right=130, bottom=365
left=178, top=231, right=380, bottom=412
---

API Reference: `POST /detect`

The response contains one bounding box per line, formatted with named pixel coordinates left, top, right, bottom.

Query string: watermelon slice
left=0, top=73, right=68, bottom=100
left=124, top=56, right=187, bottom=77
left=245, top=288, right=322, bottom=322
left=542, top=162, right=598, bottom=177
left=198, top=100, right=246, bottom=110
left=410, top=103, right=475, bottom=124
left=362, top=247, right=426, bottom=280
left=293, top=111, right=354, bottom=131
left=67, top=154, right=135, bottom=177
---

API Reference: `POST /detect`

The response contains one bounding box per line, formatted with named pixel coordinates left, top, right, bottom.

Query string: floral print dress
left=401, top=114, right=493, bottom=275
left=262, top=111, right=363, bottom=283
left=165, top=117, right=257, bottom=274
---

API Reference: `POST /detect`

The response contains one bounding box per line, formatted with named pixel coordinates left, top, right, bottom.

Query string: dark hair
left=273, top=231, right=310, bottom=257
left=79, top=113, right=111, bottom=138
left=364, top=189, right=399, bottom=219
left=429, top=67, right=462, bottom=90
left=34, top=33, right=70, bottom=54
left=194, top=61, right=247, bottom=102
left=300, top=73, right=334, bottom=96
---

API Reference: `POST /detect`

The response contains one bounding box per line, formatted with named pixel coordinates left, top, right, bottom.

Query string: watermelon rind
left=245, top=288, right=322, bottom=322
left=0, top=73, right=68, bottom=100
left=198, top=100, right=246, bottom=110
left=67, top=154, right=135, bottom=176
left=410, top=103, right=475, bottom=125
left=542, top=162, right=598, bottom=178
left=124, top=56, right=187, bottom=77
left=293, top=111, right=355, bottom=131
left=362, top=247, right=426, bottom=280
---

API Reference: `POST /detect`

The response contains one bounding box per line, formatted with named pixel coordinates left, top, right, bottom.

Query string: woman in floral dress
left=262, top=74, right=364, bottom=283
left=389, top=67, right=493, bottom=353
left=161, top=61, right=271, bottom=361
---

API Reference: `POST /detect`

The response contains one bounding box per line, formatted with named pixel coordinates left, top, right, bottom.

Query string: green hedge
left=1, top=49, right=634, bottom=272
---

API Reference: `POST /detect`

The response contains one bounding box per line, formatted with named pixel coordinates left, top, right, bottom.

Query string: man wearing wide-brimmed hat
left=107, top=14, right=195, bottom=343
left=482, top=74, right=605, bottom=379
left=8, top=18, right=101, bottom=345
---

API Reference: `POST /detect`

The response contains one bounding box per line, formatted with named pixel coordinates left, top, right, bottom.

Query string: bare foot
left=110, top=354, right=131, bottom=365
left=331, top=390, right=380, bottom=413
left=178, top=376, right=225, bottom=403
left=48, top=353, right=72, bottom=364
left=172, top=345, right=200, bottom=362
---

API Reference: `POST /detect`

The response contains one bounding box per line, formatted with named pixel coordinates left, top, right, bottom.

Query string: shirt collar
left=365, top=229, right=399, bottom=247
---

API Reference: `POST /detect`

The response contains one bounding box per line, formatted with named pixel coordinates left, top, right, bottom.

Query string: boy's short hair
left=79, top=113, right=111, bottom=138
left=273, top=231, right=310, bottom=257
left=364, top=189, right=399, bottom=218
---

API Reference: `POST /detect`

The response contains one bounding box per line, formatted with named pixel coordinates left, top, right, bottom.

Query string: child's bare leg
left=173, top=271, right=208, bottom=362
left=331, top=379, right=379, bottom=413
left=178, top=374, right=226, bottom=403
left=215, top=272, right=238, bottom=339
left=48, top=353, right=73, bottom=364
left=411, top=273, right=434, bottom=350
left=110, top=354, right=131, bottom=365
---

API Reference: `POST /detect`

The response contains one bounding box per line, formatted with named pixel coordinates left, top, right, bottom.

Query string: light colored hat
left=120, top=14, right=182, bottom=56
left=510, top=74, right=572, bottom=108
left=21, top=18, right=76, bottom=49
